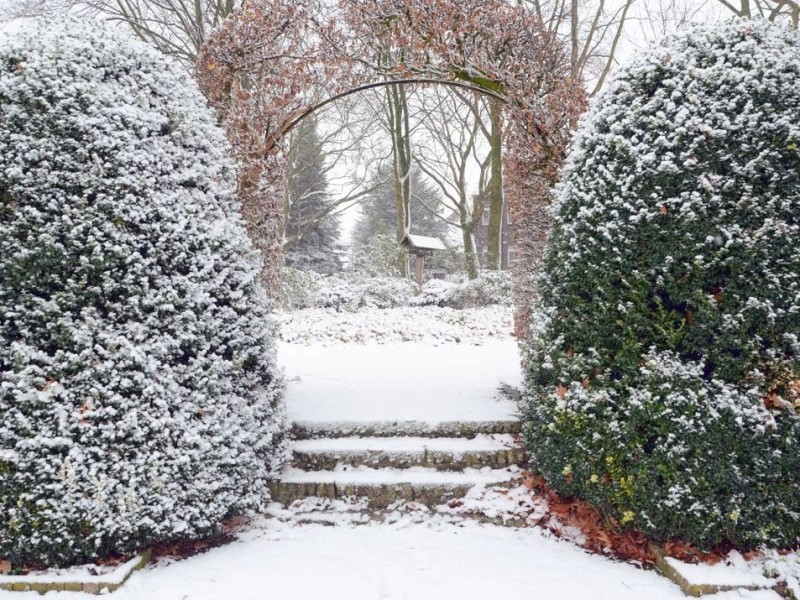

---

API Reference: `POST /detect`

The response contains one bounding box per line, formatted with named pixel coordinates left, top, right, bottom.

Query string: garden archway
left=197, top=0, right=585, bottom=334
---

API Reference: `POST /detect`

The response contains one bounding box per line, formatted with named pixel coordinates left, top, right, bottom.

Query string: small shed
left=401, top=233, right=446, bottom=288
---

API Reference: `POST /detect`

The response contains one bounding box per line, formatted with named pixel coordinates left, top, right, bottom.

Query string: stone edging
left=0, top=549, right=150, bottom=594
left=648, top=543, right=787, bottom=598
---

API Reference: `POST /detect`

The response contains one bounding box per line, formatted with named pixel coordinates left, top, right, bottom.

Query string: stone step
left=291, top=420, right=522, bottom=440
left=269, top=466, right=521, bottom=509
left=291, top=435, right=526, bottom=471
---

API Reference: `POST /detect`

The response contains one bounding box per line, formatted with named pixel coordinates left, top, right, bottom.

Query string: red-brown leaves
left=522, top=472, right=736, bottom=566
left=523, top=472, right=656, bottom=564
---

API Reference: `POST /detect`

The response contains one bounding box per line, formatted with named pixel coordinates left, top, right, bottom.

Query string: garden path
left=105, top=340, right=777, bottom=600
left=273, top=340, right=526, bottom=508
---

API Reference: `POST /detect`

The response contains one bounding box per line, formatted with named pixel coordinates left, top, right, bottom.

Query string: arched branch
left=281, top=77, right=507, bottom=138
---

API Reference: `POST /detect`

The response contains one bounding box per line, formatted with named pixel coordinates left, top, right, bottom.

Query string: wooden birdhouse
left=401, top=233, right=446, bottom=288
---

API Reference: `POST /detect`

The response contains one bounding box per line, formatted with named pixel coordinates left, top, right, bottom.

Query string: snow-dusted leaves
left=0, top=20, right=287, bottom=567
left=525, top=20, right=800, bottom=550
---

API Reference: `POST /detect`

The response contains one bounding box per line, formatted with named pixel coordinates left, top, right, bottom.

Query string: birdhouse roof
left=401, top=233, right=446, bottom=251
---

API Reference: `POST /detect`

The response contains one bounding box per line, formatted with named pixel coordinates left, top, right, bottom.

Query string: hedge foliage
left=525, top=20, right=800, bottom=549
left=0, top=21, right=288, bottom=567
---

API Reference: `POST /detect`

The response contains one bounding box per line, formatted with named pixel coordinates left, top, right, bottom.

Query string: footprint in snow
left=407, top=544, right=430, bottom=571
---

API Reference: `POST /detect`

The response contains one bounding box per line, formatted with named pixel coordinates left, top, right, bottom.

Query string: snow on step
left=291, top=419, right=522, bottom=439
left=270, top=466, right=523, bottom=508
left=279, top=341, right=521, bottom=424
left=293, top=434, right=516, bottom=454
left=279, top=465, right=520, bottom=486
left=291, top=434, right=525, bottom=471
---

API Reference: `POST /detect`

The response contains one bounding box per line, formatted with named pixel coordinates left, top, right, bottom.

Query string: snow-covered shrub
left=280, top=267, right=323, bottom=310
left=357, top=277, right=417, bottom=309
left=312, top=275, right=360, bottom=310
left=525, top=20, right=800, bottom=549
left=351, top=233, right=408, bottom=277
left=0, top=21, right=288, bottom=567
left=408, top=280, right=460, bottom=307
left=448, top=271, right=513, bottom=309
left=410, top=273, right=512, bottom=309
left=314, top=275, right=416, bottom=311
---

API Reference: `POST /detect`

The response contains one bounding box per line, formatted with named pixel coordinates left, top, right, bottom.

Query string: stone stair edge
left=277, top=466, right=521, bottom=485
left=291, top=419, right=523, bottom=439
left=269, top=477, right=520, bottom=509
left=290, top=443, right=527, bottom=472
left=292, top=434, right=518, bottom=452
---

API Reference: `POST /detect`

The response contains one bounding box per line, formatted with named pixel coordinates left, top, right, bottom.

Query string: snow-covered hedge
left=410, top=272, right=512, bottom=308
left=281, top=270, right=512, bottom=311
left=524, top=21, right=800, bottom=549
left=281, top=270, right=416, bottom=310
left=0, top=21, right=288, bottom=567
left=276, top=305, right=514, bottom=345
left=316, top=276, right=417, bottom=310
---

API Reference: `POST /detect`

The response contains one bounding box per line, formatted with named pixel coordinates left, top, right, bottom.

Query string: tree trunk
left=460, top=214, right=480, bottom=279
left=741, top=0, right=751, bottom=17
left=485, top=100, right=504, bottom=271
left=387, top=83, right=412, bottom=277
left=570, top=0, right=580, bottom=77
left=414, top=254, right=425, bottom=288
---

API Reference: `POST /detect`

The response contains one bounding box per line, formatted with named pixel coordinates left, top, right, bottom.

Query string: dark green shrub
left=525, top=20, right=800, bottom=549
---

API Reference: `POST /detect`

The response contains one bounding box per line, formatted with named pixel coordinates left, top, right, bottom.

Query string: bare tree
left=626, top=0, right=714, bottom=44
left=3, top=0, right=239, bottom=64
left=625, top=0, right=797, bottom=58
left=714, top=0, right=799, bottom=26
left=523, top=0, right=637, bottom=95
left=412, top=87, right=491, bottom=279
left=433, top=88, right=505, bottom=272
left=3, top=0, right=74, bottom=18
left=283, top=92, right=389, bottom=250
left=386, top=83, right=413, bottom=276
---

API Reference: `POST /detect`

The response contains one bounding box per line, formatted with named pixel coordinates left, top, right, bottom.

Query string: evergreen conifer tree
left=285, top=116, right=342, bottom=274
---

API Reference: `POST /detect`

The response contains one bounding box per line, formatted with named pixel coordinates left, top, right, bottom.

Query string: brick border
left=0, top=549, right=150, bottom=595
left=648, top=543, right=788, bottom=598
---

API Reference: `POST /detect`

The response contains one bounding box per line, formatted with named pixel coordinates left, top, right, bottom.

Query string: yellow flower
left=589, top=474, right=599, bottom=484
left=788, top=143, right=798, bottom=151
left=729, top=511, right=740, bottom=523
left=562, top=464, right=573, bottom=476
left=606, top=456, right=615, bottom=465
left=621, top=511, right=635, bottom=524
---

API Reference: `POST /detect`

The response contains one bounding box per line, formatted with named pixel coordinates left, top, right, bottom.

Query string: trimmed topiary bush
left=525, top=20, right=800, bottom=549
left=0, top=20, right=288, bottom=567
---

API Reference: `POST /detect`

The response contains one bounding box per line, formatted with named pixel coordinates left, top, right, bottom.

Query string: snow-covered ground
left=275, top=305, right=514, bottom=345
left=50, top=520, right=775, bottom=600
left=0, top=307, right=788, bottom=598
left=279, top=339, right=521, bottom=424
